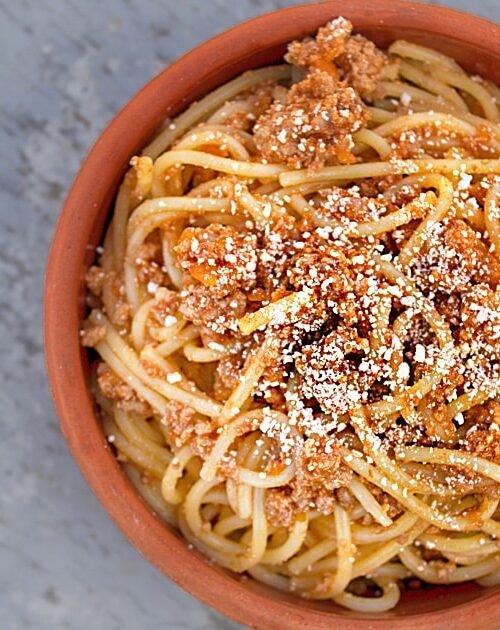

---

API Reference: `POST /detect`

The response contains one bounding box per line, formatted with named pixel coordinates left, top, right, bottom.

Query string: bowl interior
left=46, top=2, right=500, bottom=628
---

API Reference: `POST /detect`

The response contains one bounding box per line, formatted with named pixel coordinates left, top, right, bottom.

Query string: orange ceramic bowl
left=44, top=1, right=500, bottom=627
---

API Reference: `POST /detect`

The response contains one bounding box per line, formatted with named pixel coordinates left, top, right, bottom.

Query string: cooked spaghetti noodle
left=81, top=18, right=500, bottom=612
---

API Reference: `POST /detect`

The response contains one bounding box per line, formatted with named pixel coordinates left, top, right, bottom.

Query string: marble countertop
left=0, top=1, right=498, bottom=628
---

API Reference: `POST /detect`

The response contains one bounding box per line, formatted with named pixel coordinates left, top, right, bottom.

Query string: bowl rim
left=44, top=1, right=500, bottom=627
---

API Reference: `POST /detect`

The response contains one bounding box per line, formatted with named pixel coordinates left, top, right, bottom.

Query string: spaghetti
left=82, top=17, right=500, bottom=612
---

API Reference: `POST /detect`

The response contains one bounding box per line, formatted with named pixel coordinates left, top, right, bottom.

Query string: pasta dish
left=81, top=18, right=500, bottom=612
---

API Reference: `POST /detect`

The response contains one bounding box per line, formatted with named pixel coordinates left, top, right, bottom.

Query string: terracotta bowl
left=45, top=1, right=500, bottom=627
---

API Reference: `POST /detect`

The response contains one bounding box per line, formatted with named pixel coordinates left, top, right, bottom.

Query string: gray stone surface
left=0, top=1, right=498, bottom=629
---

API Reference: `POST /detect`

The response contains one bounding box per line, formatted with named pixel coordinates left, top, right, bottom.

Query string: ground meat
left=296, top=326, right=373, bottom=417
left=385, top=221, right=421, bottom=256
left=256, top=215, right=301, bottom=291
left=462, top=125, right=498, bottom=159
left=288, top=248, right=353, bottom=296
left=175, top=224, right=258, bottom=297
left=465, top=400, right=500, bottom=429
left=256, top=325, right=304, bottom=406
left=319, top=241, right=392, bottom=338
left=110, top=305, right=131, bottom=330
left=336, top=35, right=387, bottom=99
left=421, top=401, right=458, bottom=444
left=246, top=82, right=279, bottom=121
left=377, top=491, right=403, bottom=520
left=458, top=284, right=499, bottom=395
left=389, top=126, right=462, bottom=161
left=161, top=400, right=215, bottom=454
left=80, top=324, right=106, bottom=348
left=92, top=269, right=131, bottom=330
left=197, top=326, right=234, bottom=349
left=213, top=351, right=244, bottom=401
left=215, top=448, right=239, bottom=480
left=179, top=282, right=247, bottom=334
left=265, top=487, right=296, bottom=529
left=214, top=109, right=251, bottom=132
left=86, top=265, right=105, bottom=296
left=312, top=186, right=397, bottom=224
left=250, top=335, right=289, bottom=405
left=125, top=155, right=153, bottom=203
left=258, top=383, right=288, bottom=412
left=434, top=291, right=463, bottom=329
left=161, top=400, right=194, bottom=446
left=224, top=82, right=279, bottom=132
left=149, top=289, right=180, bottom=325
left=135, top=232, right=167, bottom=288
left=359, top=482, right=403, bottom=523
left=97, top=364, right=150, bottom=416
left=285, top=18, right=386, bottom=99
left=422, top=363, right=465, bottom=441
left=291, top=435, right=352, bottom=513
left=336, top=486, right=355, bottom=510
left=358, top=176, right=405, bottom=200
left=173, top=354, right=215, bottom=396
left=190, top=430, right=218, bottom=460
left=410, top=218, right=500, bottom=294
left=444, top=220, right=499, bottom=288
left=468, top=175, right=497, bottom=208
left=286, top=16, right=352, bottom=69
left=190, top=166, right=219, bottom=189
left=420, top=548, right=447, bottom=563
left=464, top=427, right=500, bottom=464
left=459, top=284, right=499, bottom=346
left=254, top=69, right=369, bottom=169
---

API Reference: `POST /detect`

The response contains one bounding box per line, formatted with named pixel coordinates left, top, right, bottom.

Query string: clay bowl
left=45, top=1, right=500, bottom=627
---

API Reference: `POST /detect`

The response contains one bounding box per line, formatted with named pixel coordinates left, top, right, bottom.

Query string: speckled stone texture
left=0, top=1, right=498, bottom=628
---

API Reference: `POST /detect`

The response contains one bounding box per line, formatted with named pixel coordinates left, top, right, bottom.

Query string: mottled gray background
left=0, top=1, right=498, bottom=629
